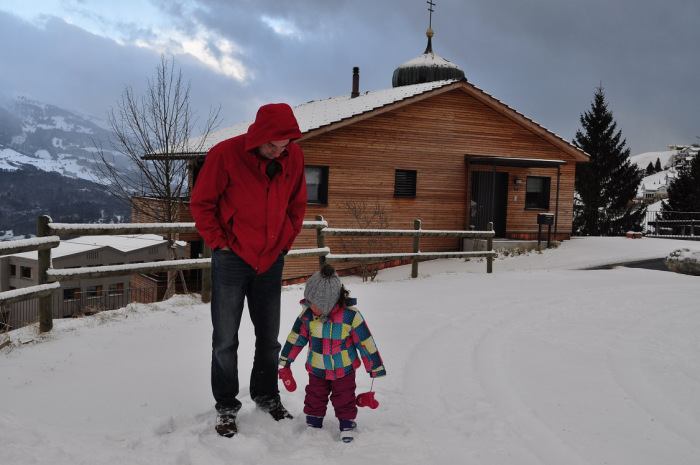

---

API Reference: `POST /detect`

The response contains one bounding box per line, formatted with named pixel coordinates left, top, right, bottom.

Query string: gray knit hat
left=304, top=265, right=342, bottom=318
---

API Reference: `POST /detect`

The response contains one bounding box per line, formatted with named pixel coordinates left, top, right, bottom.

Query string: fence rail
left=2, top=287, right=164, bottom=331
left=643, top=211, right=700, bottom=239
left=1, top=215, right=495, bottom=333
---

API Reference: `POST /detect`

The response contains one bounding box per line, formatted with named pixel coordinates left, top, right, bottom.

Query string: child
left=278, top=264, right=386, bottom=443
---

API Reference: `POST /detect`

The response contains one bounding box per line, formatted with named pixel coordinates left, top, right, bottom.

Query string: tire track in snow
left=472, top=299, right=593, bottom=465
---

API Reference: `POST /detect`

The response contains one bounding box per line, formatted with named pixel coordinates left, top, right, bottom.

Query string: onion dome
left=392, top=27, right=465, bottom=88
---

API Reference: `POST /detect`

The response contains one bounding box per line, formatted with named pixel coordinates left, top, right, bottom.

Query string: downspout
left=491, top=162, right=497, bottom=232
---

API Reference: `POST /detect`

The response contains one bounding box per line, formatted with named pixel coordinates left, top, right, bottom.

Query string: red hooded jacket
left=190, top=103, right=307, bottom=273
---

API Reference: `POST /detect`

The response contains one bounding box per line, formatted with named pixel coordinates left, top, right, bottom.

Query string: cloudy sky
left=1, top=0, right=698, bottom=155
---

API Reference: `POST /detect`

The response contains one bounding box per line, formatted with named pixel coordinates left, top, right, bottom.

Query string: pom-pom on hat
left=304, top=264, right=342, bottom=317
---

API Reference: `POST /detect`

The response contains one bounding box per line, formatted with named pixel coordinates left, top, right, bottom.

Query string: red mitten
left=278, top=367, right=297, bottom=392
left=356, top=391, right=379, bottom=409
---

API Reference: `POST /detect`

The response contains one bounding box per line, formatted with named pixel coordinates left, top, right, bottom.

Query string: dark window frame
left=305, top=165, right=329, bottom=206
left=63, top=287, right=81, bottom=301
left=20, top=266, right=33, bottom=279
left=394, top=169, right=417, bottom=198
left=525, top=176, right=551, bottom=210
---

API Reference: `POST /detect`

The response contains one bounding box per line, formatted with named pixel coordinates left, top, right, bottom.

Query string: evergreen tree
left=662, top=153, right=700, bottom=212
left=654, top=157, right=662, bottom=172
left=572, top=85, right=646, bottom=235
left=645, top=161, right=655, bottom=176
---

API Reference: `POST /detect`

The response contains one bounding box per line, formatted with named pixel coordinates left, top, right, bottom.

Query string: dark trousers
left=303, top=371, right=357, bottom=420
left=210, top=249, right=285, bottom=413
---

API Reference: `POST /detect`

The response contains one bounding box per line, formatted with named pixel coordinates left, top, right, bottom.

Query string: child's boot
left=339, top=419, right=356, bottom=443
left=306, top=415, right=324, bottom=428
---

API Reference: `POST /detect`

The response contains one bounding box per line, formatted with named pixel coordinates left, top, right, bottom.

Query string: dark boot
left=339, top=419, right=356, bottom=443
left=255, top=396, right=293, bottom=421
left=215, top=412, right=238, bottom=438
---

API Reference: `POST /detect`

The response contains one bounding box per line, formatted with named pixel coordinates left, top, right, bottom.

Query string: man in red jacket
left=190, top=103, right=307, bottom=438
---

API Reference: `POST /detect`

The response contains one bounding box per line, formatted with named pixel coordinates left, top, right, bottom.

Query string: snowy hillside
left=2, top=237, right=699, bottom=465
left=0, top=96, right=131, bottom=182
left=629, top=150, right=676, bottom=171
left=0, top=145, right=103, bottom=181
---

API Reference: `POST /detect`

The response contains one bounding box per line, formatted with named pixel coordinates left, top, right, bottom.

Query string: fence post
left=316, top=215, right=326, bottom=268
left=411, top=219, right=421, bottom=278
left=487, top=222, right=494, bottom=274
left=201, top=244, right=212, bottom=303
left=37, top=215, right=53, bottom=333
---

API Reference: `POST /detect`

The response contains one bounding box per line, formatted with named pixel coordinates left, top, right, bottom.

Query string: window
left=9, top=264, right=16, bottom=276
left=394, top=169, right=417, bottom=198
left=109, top=283, right=124, bottom=295
left=525, top=176, right=551, bottom=210
left=305, top=165, right=329, bottom=205
left=20, top=266, right=33, bottom=279
left=86, top=285, right=103, bottom=298
left=63, top=288, right=81, bottom=300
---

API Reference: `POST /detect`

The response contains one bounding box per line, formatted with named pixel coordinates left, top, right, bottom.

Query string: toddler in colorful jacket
left=278, top=264, right=386, bottom=442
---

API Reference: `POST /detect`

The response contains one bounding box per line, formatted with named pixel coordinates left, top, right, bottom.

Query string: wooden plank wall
left=282, top=89, right=580, bottom=279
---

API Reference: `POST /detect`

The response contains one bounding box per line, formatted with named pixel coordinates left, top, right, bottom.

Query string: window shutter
left=394, top=169, right=417, bottom=198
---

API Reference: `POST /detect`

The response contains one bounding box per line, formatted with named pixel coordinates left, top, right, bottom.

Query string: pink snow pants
left=303, top=370, right=357, bottom=420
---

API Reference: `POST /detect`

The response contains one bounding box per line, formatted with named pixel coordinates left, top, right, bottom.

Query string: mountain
left=0, top=96, right=133, bottom=239
left=0, top=96, right=133, bottom=180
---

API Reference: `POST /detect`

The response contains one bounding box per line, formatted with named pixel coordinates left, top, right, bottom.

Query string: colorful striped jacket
left=279, top=299, right=386, bottom=380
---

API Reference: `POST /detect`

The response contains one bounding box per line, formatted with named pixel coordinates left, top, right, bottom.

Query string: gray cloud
left=1, top=0, right=699, bottom=154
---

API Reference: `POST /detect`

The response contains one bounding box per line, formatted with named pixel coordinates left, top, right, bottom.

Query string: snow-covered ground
left=2, top=237, right=699, bottom=465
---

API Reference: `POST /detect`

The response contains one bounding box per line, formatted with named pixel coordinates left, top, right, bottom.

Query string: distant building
left=0, top=235, right=186, bottom=330
left=667, top=145, right=699, bottom=170
left=639, top=168, right=677, bottom=204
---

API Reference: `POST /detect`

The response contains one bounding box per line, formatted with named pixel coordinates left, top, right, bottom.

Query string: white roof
left=192, top=80, right=459, bottom=151
left=188, top=78, right=583, bottom=159
left=394, top=52, right=463, bottom=71
left=10, top=234, right=182, bottom=260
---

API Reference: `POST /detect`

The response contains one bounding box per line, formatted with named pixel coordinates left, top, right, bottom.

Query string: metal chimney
left=351, top=67, right=359, bottom=98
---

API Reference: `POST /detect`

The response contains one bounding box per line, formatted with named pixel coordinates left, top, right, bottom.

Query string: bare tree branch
left=93, top=53, right=221, bottom=224
left=92, top=54, right=221, bottom=297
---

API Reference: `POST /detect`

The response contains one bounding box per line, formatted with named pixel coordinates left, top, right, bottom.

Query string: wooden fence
left=0, top=215, right=495, bottom=333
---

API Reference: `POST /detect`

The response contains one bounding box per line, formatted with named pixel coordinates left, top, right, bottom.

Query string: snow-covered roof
left=394, top=52, right=462, bottom=71
left=192, top=80, right=459, bottom=150
left=9, top=234, right=184, bottom=260
left=189, top=78, right=586, bottom=160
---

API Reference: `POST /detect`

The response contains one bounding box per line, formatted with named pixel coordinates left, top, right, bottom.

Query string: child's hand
left=278, top=366, right=297, bottom=392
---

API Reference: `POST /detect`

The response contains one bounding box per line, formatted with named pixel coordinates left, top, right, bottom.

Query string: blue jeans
left=210, top=249, right=285, bottom=414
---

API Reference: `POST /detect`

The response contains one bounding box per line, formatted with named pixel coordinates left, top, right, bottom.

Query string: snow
left=9, top=234, right=186, bottom=260
left=395, top=51, right=463, bottom=70
left=630, top=150, right=676, bottom=171
left=0, top=146, right=97, bottom=182
left=0, top=282, right=60, bottom=303
left=1, top=236, right=699, bottom=465
left=0, top=236, right=60, bottom=254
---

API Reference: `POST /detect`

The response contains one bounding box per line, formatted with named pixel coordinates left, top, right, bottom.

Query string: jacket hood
left=245, top=103, right=302, bottom=152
